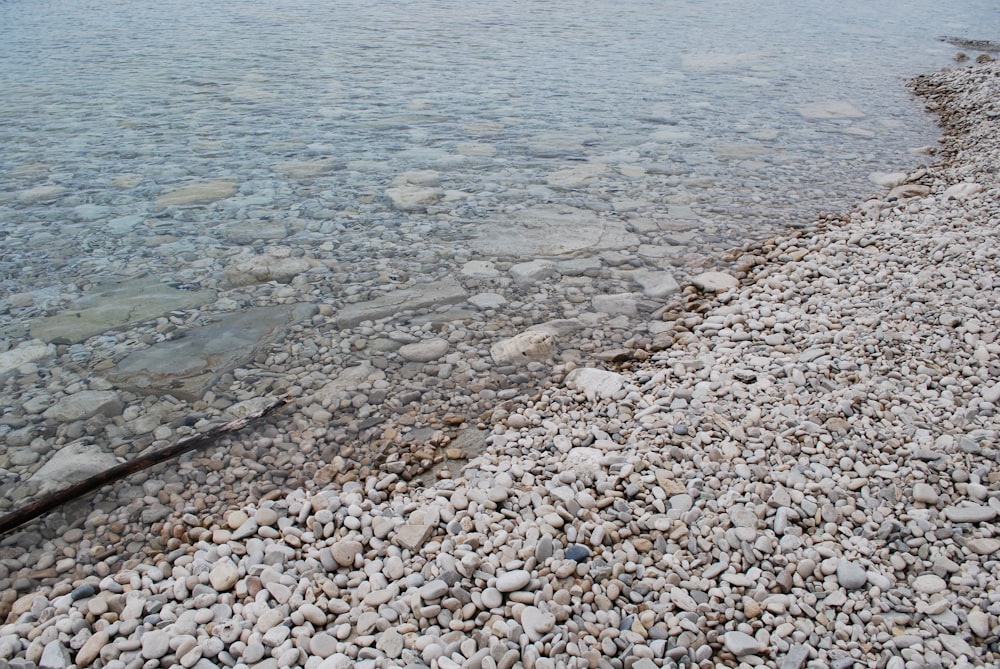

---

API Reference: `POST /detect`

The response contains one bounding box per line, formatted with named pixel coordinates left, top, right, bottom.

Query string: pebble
left=913, top=574, right=947, bottom=594
left=723, top=631, right=760, bottom=656
left=495, top=570, right=531, bottom=593
left=912, top=482, right=939, bottom=505
left=836, top=561, right=868, bottom=591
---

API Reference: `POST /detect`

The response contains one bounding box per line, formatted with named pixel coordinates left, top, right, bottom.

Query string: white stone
left=398, top=338, right=450, bottom=362
left=869, top=171, right=909, bottom=188
left=140, top=631, right=171, bottom=660
left=209, top=561, right=240, bottom=592
left=912, top=574, right=947, bottom=594
left=944, top=182, right=983, bottom=199
left=510, top=260, right=557, bottom=287
left=565, top=368, right=626, bottom=401
left=468, top=292, right=507, bottom=310
left=944, top=505, right=997, bottom=523
left=385, top=185, right=442, bottom=211
left=0, top=342, right=55, bottom=377
left=692, top=271, right=740, bottom=293
left=723, top=631, right=760, bottom=656
left=496, top=570, right=531, bottom=593
left=490, top=330, right=555, bottom=364
left=521, top=606, right=556, bottom=641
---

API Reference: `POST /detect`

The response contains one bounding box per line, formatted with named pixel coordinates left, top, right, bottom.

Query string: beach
left=2, top=56, right=1000, bottom=669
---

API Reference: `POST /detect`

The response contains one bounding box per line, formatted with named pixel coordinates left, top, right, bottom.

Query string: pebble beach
left=2, top=54, right=1000, bottom=669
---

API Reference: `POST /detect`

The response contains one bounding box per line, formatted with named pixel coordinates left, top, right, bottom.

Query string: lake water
left=1, top=0, right=999, bottom=509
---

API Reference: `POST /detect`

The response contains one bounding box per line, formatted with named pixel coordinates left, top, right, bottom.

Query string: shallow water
left=1, top=0, right=999, bottom=511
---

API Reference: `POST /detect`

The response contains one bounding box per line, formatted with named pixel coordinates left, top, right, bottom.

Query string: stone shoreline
left=2, top=61, right=1000, bottom=669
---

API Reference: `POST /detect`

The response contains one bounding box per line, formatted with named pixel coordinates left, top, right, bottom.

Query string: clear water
left=1, top=1, right=998, bottom=350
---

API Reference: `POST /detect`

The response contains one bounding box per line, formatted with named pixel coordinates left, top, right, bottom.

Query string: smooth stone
left=939, top=634, right=977, bottom=659
left=521, top=606, right=556, bottom=642
left=375, top=629, right=404, bottom=659
left=419, top=580, right=449, bottom=601
left=209, top=561, right=240, bottom=592
left=944, top=182, right=983, bottom=199
left=398, top=338, right=450, bottom=362
left=42, top=391, right=121, bottom=422
left=968, top=610, right=991, bottom=637
left=335, top=279, right=467, bottom=328
left=223, top=253, right=317, bottom=287
left=309, top=633, right=338, bottom=659
left=468, top=293, right=507, bottom=310
left=481, top=588, right=503, bottom=609
left=510, top=260, right=558, bottom=288
left=912, top=482, right=939, bottom=505
left=912, top=574, right=947, bottom=594
left=565, top=545, right=591, bottom=562
left=156, top=179, right=237, bottom=208
left=0, top=342, right=56, bottom=377
left=39, top=640, right=71, bottom=669
left=141, top=631, right=171, bottom=660
left=384, top=185, right=443, bottom=211
left=27, top=442, right=119, bottom=495
left=331, top=540, right=363, bottom=567
left=691, top=271, right=739, bottom=293
left=836, top=561, right=868, bottom=591
left=565, top=367, right=626, bottom=401
left=723, top=631, right=760, bottom=656
left=944, top=505, right=997, bottom=523
left=75, top=631, right=109, bottom=667
left=471, top=204, right=638, bottom=257
left=966, top=538, right=1000, bottom=555
left=496, top=570, right=531, bottom=593
left=631, top=270, right=680, bottom=298
left=254, top=507, right=279, bottom=526
left=490, top=330, right=555, bottom=365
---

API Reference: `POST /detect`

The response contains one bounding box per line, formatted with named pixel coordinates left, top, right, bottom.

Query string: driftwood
left=0, top=395, right=290, bottom=537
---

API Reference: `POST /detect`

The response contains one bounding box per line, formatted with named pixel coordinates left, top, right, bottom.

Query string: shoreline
left=2, top=60, right=999, bottom=668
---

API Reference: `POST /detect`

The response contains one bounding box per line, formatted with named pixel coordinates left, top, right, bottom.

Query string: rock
left=28, top=442, right=120, bottom=495
left=155, top=179, right=236, bottom=208
left=209, top=561, right=240, bottom=592
left=547, top=162, right=608, bottom=188
left=566, top=545, right=591, bottom=562
left=944, top=505, right=997, bottom=523
left=966, top=538, right=1000, bottom=555
left=468, top=293, right=507, bottom=310
left=331, top=540, right=363, bottom=567
left=385, top=185, right=443, bottom=211
left=75, top=631, right=109, bottom=667
left=29, top=276, right=216, bottom=344
left=968, top=610, right=991, bottom=637
left=869, top=171, right=909, bottom=188
left=780, top=645, right=811, bottom=669
left=836, top=561, right=868, bottom=591
left=939, top=634, right=977, bottom=659
left=461, top=260, right=500, bottom=277
left=273, top=158, right=339, bottom=178
left=375, top=628, right=404, bottom=658
left=888, top=184, right=931, bottom=199
left=18, top=185, right=65, bottom=203
left=912, top=574, right=947, bottom=594
left=944, top=182, right=983, bottom=199
left=393, top=524, right=434, bottom=551
left=796, top=100, right=865, bottom=119
left=471, top=205, right=639, bottom=257
left=631, top=270, right=681, bottom=298
left=520, top=606, right=556, bottom=641
left=723, top=631, right=760, bottom=656
left=309, top=633, right=338, bottom=658
left=398, top=338, right=450, bottom=362
left=223, top=252, right=317, bottom=287
left=592, top=293, right=638, bottom=316
left=912, top=482, right=939, bottom=505
left=0, top=342, right=56, bottom=377
left=106, top=303, right=314, bottom=400
left=490, top=330, right=555, bottom=364
left=335, top=279, right=467, bottom=328
left=510, top=260, right=558, bottom=288
left=692, top=271, right=740, bottom=293
left=39, top=640, right=71, bottom=669
left=565, top=368, right=626, bottom=401
left=141, top=630, right=171, bottom=660
left=43, top=391, right=122, bottom=422
left=496, top=570, right=531, bottom=593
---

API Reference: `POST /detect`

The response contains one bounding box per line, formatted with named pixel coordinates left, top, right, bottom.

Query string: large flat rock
left=335, top=280, right=467, bottom=328
left=105, top=303, right=315, bottom=400
left=28, top=441, right=119, bottom=495
left=470, top=205, right=639, bottom=257
left=30, top=277, right=217, bottom=344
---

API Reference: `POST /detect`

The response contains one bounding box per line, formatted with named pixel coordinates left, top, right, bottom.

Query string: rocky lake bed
left=2, top=43, right=1000, bottom=669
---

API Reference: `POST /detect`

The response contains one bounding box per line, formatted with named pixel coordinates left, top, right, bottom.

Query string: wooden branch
left=0, top=395, right=290, bottom=537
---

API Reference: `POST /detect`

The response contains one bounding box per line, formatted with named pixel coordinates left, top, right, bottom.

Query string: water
left=0, top=1, right=998, bottom=507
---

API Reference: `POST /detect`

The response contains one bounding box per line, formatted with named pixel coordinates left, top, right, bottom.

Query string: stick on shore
left=0, top=395, right=290, bottom=537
